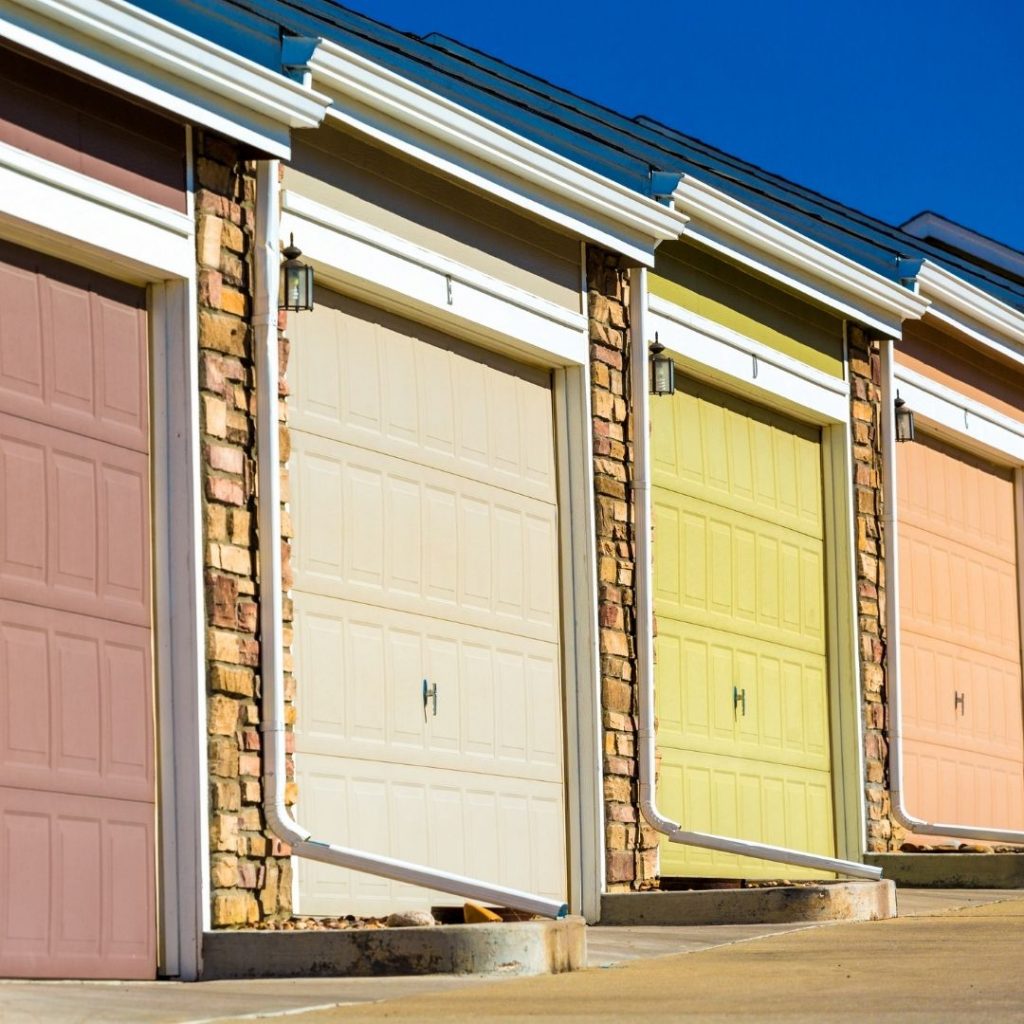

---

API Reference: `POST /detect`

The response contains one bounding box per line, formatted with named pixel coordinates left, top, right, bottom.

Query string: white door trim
left=0, top=135, right=204, bottom=979
left=893, top=363, right=1024, bottom=465
left=280, top=189, right=589, bottom=368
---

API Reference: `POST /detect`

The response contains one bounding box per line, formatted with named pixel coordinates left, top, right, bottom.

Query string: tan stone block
left=197, top=214, right=223, bottom=270
left=229, top=510, right=251, bottom=545
left=208, top=694, right=239, bottom=736
left=211, top=664, right=254, bottom=697
left=210, top=855, right=238, bottom=889
left=285, top=781, right=299, bottom=805
left=200, top=311, right=246, bottom=357
left=247, top=834, right=267, bottom=858
left=209, top=573, right=238, bottom=628
left=238, top=752, right=261, bottom=777
left=222, top=220, right=245, bottom=254
left=242, top=779, right=262, bottom=804
left=238, top=806, right=261, bottom=833
left=210, top=812, right=239, bottom=853
left=206, top=477, right=244, bottom=507
left=211, top=779, right=241, bottom=811
left=600, top=628, right=629, bottom=658
left=592, top=389, right=615, bottom=421
left=211, top=890, right=249, bottom=926
left=203, top=394, right=228, bottom=438
left=208, top=736, right=238, bottom=778
left=208, top=443, right=244, bottom=475
left=208, top=629, right=242, bottom=665
left=260, top=862, right=280, bottom=917
left=605, top=850, right=635, bottom=884
left=220, top=287, right=246, bottom=317
left=206, top=504, right=228, bottom=542
left=219, top=544, right=252, bottom=575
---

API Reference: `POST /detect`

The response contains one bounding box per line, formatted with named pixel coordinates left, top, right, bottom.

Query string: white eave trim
left=1, top=0, right=330, bottom=158
left=308, top=40, right=686, bottom=266
left=915, top=259, right=1024, bottom=370
left=674, top=175, right=930, bottom=335
left=0, top=138, right=193, bottom=279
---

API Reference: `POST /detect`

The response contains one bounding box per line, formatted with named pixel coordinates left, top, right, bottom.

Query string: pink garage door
left=0, top=241, right=154, bottom=979
left=898, top=433, right=1024, bottom=832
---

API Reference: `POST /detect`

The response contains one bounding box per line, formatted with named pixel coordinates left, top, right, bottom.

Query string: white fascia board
left=307, top=41, right=687, bottom=267
left=1, top=0, right=331, bottom=158
left=915, top=260, right=1024, bottom=371
left=649, top=292, right=850, bottom=424
left=283, top=189, right=589, bottom=367
left=902, top=212, right=1024, bottom=281
left=894, top=362, right=1024, bottom=464
left=0, top=139, right=193, bottom=279
left=674, top=176, right=930, bottom=336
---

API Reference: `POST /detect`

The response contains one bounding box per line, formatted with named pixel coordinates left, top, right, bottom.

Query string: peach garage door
left=898, top=432, right=1024, bottom=830
left=288, top=290, right=566, bottom=916
left=652, top=376, right=836, bottom=878
left=0, top=241, right=155, bottom=978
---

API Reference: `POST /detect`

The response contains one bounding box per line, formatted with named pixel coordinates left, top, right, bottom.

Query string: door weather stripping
left=629, top=268, right=882, bottom=881
left=881, top=337, right=1024, bottom=846
left=254, top=160, right=567, bottom=919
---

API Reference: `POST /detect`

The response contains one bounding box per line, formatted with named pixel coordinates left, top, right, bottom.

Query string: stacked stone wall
left=848, top=325, right=899, bottom=852
left=588, top=246, right=660, bottom=890
left=195, top=132, right=296, bottom=925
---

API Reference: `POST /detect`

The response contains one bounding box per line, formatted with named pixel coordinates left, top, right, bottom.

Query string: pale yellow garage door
left=652, top=377, right=835, bottom=878
left=288, top=290, right=566, bottom=915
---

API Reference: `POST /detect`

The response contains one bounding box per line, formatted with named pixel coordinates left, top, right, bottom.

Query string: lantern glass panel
left=652, top=355, right=675, bottom=396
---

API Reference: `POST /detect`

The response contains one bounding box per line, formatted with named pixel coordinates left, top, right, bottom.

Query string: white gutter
left=673, top=176, right=930, bottom=337
left=881, top=335, right=1024, bottom=845
left=3, top=0, right=330, bottom=158
left=254, top=160, right=567, bottom=919
left=307, top=40, right=687, bottom=267
left=629, top=267, right=882, bottom=880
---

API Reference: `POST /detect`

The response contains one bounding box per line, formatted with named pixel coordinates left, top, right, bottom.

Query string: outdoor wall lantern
left=894, top=391, right=916, bottom=443
left=650, top=335, right=676, bottom=396
left=279, top=234, right=314, bottom=312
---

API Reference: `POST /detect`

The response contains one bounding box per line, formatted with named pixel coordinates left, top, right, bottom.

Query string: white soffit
left=915, top=260, right=1024, bottom=373
left=307, top=40, right=687, bottom=267
left=674, top=175, right=930, bottom=336
left=0, top=0, right=330, bottom=158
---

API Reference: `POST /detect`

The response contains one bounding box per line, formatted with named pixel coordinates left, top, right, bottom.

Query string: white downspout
left=882, top=335, right=1024, bottom=845
left=254, top=160, right=567, bottom=918
left=630, top=267, right=881, bottom=880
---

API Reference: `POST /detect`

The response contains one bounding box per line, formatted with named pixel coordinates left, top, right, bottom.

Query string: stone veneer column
left=848, top=325, right=898, bottom=852
left=587, top=247, right=660, bottom=890
left=195, top=132, right=296, bottom=925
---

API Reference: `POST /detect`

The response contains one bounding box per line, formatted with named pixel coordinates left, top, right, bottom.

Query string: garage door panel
left=294, top=592, right=561, bottom=783
left=657, top=751, right=834, bottom=879
left=0, top=413, right=150, bottom=627
left=0, top=786, right=154, bottom=979
left=0, top=251, right=148, bottom=453
left=0, top=600, right=153, bottom=802
left=295, top=756, right=564, bottom=916
left=651, top=378, right=822, bottom=539
left=654, top=489, right=825, bottom=657
left=293, top=435, right=559, bottom=644
left=290, top=292, right=555, bottom=505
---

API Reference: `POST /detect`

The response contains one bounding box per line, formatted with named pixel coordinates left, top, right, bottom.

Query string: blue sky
left=351, top=1, right=1024, bottom=253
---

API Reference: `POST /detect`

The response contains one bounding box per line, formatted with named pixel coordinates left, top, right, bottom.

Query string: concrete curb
left=866, top=853, right=1024, bottom=888
left=200, top=917, right=586, bottom=979
left=599, top=880, right=897, bottom=926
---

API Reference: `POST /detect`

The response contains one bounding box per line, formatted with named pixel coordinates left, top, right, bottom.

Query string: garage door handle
left=955, top=691, right=965, bottom=716
left=423, top=678, right=438, bottom=720
left=733, top=686, right=746, bottom=717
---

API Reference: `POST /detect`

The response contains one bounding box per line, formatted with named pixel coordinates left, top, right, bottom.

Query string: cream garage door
left=0, top=241, right=154, bottom=978
left=652, top=377, right=835, bottom=878
left=288, top=290, right=566, bottom=915
left=898, top=433, right=1024, bottom=830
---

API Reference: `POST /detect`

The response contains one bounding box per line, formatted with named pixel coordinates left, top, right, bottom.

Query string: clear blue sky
left=349, top=1, right=1024, bottom=253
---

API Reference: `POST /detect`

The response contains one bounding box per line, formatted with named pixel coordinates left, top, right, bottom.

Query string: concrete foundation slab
left=866, top=853, right=1024, bottom=888
left=599, top=880, right=896, bottom=926
left=200, top=918, right=585, bottom=980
